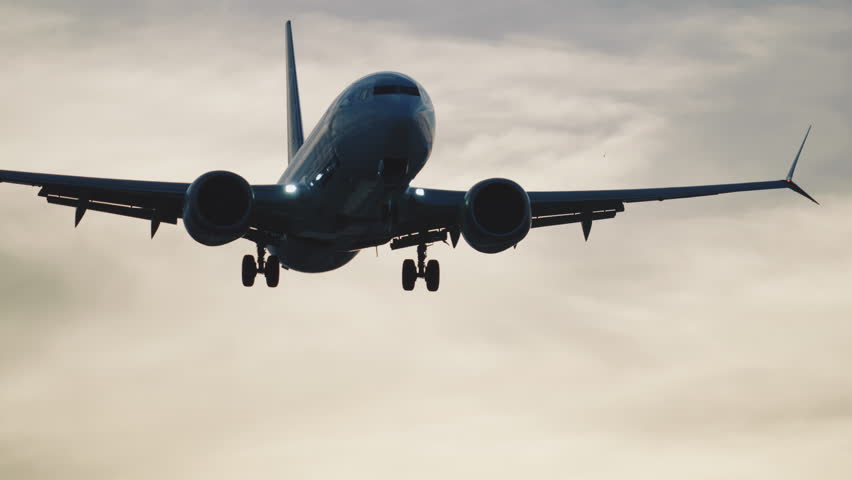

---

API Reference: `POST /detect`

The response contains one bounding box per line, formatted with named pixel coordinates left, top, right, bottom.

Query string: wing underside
left=0, top=170, right=188, bottom=237
left=395, top=126, right=817, bottom=244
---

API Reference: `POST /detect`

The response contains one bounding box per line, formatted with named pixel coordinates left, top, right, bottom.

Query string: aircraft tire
left=425, top=259, right=440, bottom=292
left=265, top=255, right=280, bottom=288
left=402, top=259, right=417, bottom=291
left=242, top=254, right=257, bottom=287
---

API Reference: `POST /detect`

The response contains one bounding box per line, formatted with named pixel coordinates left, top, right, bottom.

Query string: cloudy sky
left=1, top=1, right=851, bottom=479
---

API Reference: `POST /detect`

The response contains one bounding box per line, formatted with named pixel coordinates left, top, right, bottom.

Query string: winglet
left=786, top=125, right=811, bottom=182
left=787, top=181, right=819, bottom=205
left=784, top=125, right=818, bottom=204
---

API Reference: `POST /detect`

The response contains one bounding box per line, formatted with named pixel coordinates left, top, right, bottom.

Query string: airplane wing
left=525, top=175, right=816, bottom=239
left=395, top=126, right=817, bottom=244
left=0, top=169, right=293, bottom=241
left=0, top=170, right=190, bottom=237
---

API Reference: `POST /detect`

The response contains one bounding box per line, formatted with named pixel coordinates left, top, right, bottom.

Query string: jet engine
left=183, top=170, right=254, bottom=246
left=460, top=178, right=531, bottom=254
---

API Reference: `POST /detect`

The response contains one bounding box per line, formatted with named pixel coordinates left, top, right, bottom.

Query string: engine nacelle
left=460, top=178, right=531, bottom=254
left=183, top=170, right=254, bottom=246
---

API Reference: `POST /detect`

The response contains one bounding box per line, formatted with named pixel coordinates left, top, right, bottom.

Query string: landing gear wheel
left=425, top=259, right=440, bottom=292
left=265, top=255, right=280, bottom=288
left=241, top=254, right=257, bottom=287
left=402, top=259, right=417, bottom=291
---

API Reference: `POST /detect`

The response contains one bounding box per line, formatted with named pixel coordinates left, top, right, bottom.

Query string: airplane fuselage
left=271, top=72, right=435, bottom=272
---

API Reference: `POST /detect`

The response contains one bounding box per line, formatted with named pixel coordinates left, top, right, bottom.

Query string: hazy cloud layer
left=1, top=2, right=851, bottom=479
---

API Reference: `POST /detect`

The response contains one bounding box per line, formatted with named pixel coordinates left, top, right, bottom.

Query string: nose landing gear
left=241, top=243, right=280, bottom=288
left=401, top=243, right=440, bottom=292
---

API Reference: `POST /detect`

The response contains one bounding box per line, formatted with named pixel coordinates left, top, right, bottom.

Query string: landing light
left=315, top=173, right=323, bottom=181
left=415, top=188, right=425, bottom=197
left=284, top=184, right=298, bottom=194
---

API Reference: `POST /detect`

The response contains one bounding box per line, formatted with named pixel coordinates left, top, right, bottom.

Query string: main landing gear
left=402, top=244, right=440, bottom=292
left=242, top=243, right=280, bottom=288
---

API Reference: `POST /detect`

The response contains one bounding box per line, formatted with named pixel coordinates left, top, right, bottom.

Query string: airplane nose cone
left=331, top=90, right=434, bottom=179
left=377, top=97, right=430, bottom=159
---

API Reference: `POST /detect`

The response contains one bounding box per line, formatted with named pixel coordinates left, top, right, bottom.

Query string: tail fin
left=285, top=20, right=304, bottom=163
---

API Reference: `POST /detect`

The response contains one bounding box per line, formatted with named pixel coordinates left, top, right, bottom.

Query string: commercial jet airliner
left=0, top=22, right=817, bottom=291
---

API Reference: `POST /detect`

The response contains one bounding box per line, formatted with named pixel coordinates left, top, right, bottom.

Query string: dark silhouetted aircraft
left=0, top=21, right=817, bottom=291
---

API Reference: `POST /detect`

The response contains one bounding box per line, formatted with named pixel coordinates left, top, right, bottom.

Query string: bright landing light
left=415, top=188, right=425, bottom=196
left=285, top=184, right=298, bottom=194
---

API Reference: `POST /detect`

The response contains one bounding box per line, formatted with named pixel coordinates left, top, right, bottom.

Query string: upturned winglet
left=785, top=125, right=818, bottom=204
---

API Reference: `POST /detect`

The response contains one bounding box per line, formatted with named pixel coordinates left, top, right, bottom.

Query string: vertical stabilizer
left=285, top=20, right=304, bottom=163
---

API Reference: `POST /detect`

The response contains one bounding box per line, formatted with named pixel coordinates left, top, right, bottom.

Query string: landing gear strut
left=401, top=243, right=440, bottom=292
left=242, top=244, right=280, bottom=288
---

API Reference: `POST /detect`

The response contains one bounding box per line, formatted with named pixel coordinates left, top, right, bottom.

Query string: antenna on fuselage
left=285, top=20, right=304, bottom=163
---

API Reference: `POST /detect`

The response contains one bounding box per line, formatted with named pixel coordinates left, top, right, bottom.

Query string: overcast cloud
left=1, top=2, right=851, bottom=479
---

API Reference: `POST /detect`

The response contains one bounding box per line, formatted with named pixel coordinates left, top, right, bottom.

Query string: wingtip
left=787, top=181, right=819, bottom=205
left=786, top=125, right=812, bottom=182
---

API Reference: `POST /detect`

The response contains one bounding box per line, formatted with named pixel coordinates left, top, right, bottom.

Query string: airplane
left=0, top=21, right=817, bottom=292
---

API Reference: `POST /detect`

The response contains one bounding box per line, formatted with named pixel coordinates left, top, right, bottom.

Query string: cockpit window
left=373, top=85, right=420, bottom=96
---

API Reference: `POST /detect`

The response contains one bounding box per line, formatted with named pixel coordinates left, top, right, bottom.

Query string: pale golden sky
left=1, top=2, right=851, bottom=479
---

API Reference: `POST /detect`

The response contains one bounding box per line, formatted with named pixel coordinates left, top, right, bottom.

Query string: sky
left=1, top=1, right=851, bottom=479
